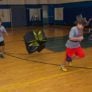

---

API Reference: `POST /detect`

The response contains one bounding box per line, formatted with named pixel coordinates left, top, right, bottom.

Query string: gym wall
left=0, top=0, right=92, bottom=27
left=25, top=0, right=91, bottom=4
left=0, top=0, right=24, bottom=4
left=26, top=1, right=92, bottom=26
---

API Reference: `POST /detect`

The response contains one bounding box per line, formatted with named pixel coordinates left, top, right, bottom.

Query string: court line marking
left=0, top=69, right=83, bottom=91
left=5, top=52, right=92, bottom=70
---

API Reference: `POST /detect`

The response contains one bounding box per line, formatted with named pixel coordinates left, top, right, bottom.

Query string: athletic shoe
left=60, top=65, right=67, bottom=72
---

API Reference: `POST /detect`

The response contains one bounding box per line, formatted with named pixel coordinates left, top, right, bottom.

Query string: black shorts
left=0, top=41, right=5, bottom=46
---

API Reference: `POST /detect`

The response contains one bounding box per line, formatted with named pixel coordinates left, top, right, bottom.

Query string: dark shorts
left=0, top=41, right=5, bottom=46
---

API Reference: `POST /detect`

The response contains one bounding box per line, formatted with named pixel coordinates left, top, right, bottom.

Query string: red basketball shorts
left=66, top=47, right=85, bottom=62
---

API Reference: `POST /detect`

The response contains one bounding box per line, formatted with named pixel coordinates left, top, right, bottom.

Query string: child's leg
left=75, top=47, right=85, bottom=58
left=61, top=48, right=74, bottom=71
left=0, top=46, right=4, bottom=58
left=61, top=56, right=73, bottom=71
left=0, top=46, right=2, bottom=53
left=2, top=45, right=5, bottom=53
left=0, top=41, right=5, bottom=58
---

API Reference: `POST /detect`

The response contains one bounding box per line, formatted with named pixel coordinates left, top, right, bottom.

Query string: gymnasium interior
left=0, top=0, right=92, bottom=92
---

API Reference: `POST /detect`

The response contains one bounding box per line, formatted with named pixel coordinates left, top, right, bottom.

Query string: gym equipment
left=24, top=30, right=47, bottom=54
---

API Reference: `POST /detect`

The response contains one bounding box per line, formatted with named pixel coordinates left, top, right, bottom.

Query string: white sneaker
left=60, top=65, right=68, bottom=72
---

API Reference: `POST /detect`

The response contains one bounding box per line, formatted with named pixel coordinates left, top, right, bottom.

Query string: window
left=54, top=8, right=64, bottom=20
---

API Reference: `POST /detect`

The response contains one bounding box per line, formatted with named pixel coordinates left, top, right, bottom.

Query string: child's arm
left=70, top=36, right=83, bottom=42
left=69, top=28, right=83, bottom=42
left=3, top=27, right=8, bottom=36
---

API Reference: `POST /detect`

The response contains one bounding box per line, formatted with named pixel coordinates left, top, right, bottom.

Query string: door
left=11, top=5, right=27, bottom=27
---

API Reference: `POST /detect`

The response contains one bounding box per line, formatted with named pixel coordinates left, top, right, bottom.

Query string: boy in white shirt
left=0, top=19, right=8, bottom=58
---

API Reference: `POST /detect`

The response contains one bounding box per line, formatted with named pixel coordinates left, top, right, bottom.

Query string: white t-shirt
left=0, top=25, right=7, bottom=42
left=66, top=26, right=83, bottom=48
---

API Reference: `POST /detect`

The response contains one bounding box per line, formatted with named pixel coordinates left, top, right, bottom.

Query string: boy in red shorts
left=61, top=16, right=87, bottom=71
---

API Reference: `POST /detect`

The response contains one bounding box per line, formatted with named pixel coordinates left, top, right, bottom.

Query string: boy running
left=61, top=16, right=87, bottom=71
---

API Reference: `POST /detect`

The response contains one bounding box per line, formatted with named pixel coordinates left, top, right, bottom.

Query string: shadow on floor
left=46, top=34, right=92, bottom=52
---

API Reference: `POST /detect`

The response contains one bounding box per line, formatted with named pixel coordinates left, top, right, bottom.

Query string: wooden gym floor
left=0, top=26, right=92, bottom=92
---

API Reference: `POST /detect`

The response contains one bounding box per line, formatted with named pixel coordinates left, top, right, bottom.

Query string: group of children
left=0, top=15, right=91, bottom=72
